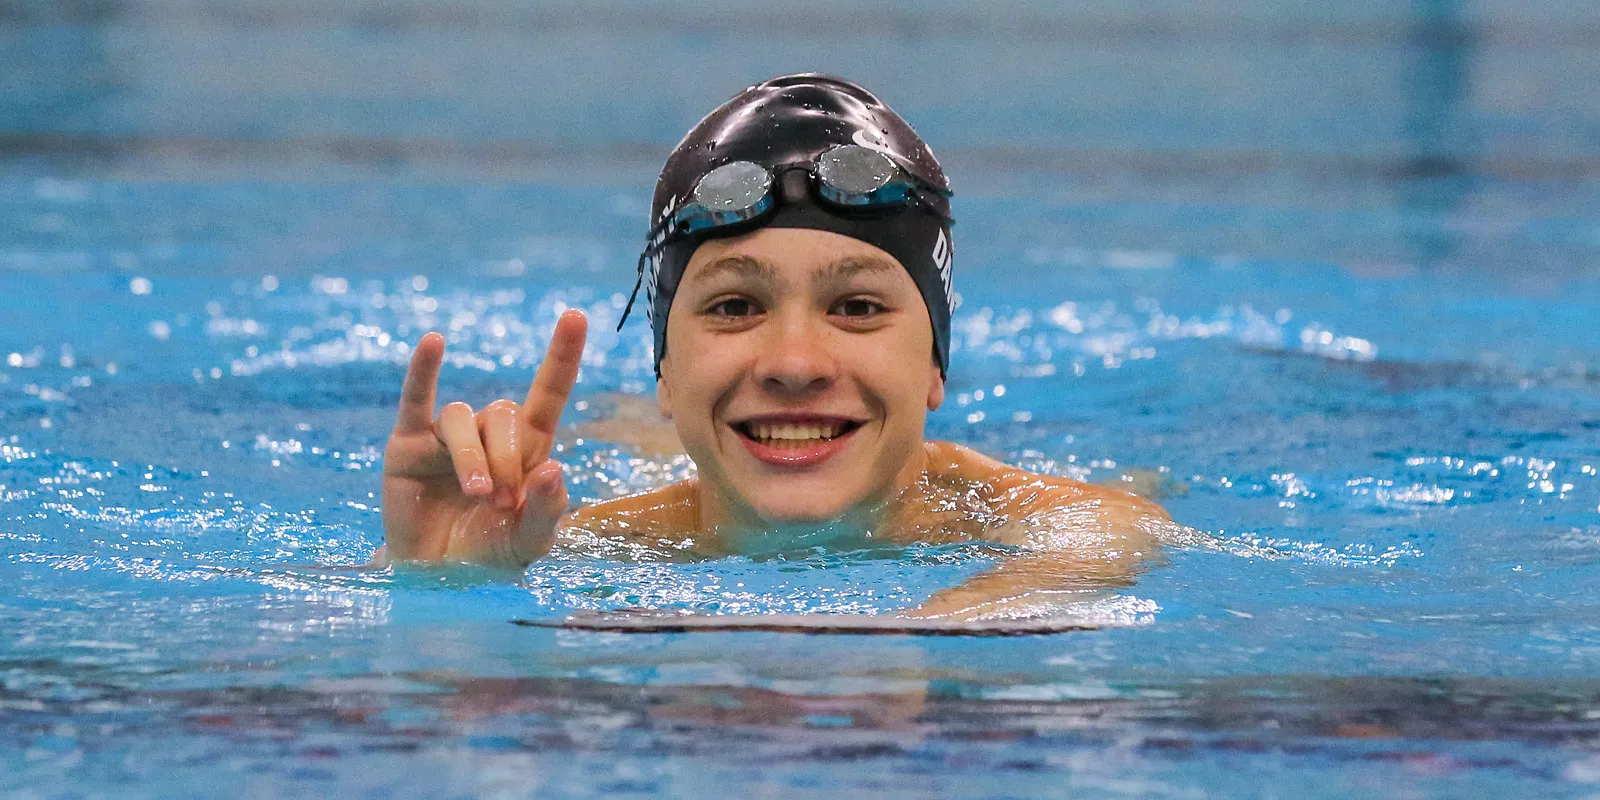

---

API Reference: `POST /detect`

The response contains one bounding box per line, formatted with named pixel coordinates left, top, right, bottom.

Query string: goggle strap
left=616, top=250, right=649, bottom=331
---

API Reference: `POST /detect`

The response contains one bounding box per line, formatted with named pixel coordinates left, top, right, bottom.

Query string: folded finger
left=478, top=399, right=522, bottom=508
left=396, top=333, right=445, bottom=433
left=435, top=401, right=491, bottom=497
left=512, top=460, right=568, bottom=563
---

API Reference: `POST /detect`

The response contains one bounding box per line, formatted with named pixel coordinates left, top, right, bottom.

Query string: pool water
left=4, top=2, right=1600, bottom=797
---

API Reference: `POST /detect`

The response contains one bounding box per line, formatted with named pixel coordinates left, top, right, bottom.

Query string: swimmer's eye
left=706, top=297, right=761, bottom=318
left=832, top=298, right=886, bottom=318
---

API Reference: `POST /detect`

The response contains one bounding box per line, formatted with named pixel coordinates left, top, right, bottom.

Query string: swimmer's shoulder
left=923, top=441, right=1170, bottom=522
left=562, top=478, right=700, bottom=539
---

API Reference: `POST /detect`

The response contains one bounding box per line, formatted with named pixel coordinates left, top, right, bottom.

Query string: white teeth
left=747, top=421, right=844, bottom=442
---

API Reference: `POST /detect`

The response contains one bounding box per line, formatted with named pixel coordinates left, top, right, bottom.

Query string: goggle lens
left=681, top=161, right=774, bottom=233
left=815, top=145, right=901, bottom=206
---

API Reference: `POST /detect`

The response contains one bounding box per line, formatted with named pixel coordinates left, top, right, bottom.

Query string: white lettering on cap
left=931, top=228, right=954, bottom=311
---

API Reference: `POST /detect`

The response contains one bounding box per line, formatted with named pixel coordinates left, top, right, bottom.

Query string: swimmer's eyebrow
left=686, top=255, right=774, bottom=284
left=814, top=255, right=900, bottom=288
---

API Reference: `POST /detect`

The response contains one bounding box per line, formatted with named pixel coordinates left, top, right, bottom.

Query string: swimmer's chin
left=711, top=498, right=897, bottom=554
left=732, top=492, right=881, bottom=530
left=703, top=475, right=842, bottom=519
left=747, top=505, right=851, bottom=527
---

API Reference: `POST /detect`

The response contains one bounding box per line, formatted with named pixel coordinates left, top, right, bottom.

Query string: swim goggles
left=620, top=144, right=951, bottom=329
left=642, top=143, right=951, bottom=255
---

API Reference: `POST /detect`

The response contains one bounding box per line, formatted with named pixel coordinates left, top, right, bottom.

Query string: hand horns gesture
left=379, top=309, right=587, bottom=569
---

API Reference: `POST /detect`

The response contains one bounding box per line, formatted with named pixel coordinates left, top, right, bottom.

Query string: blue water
left=4, top=2, right=1600, bottom=797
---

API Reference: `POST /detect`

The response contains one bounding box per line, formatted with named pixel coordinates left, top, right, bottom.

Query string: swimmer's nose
left=754, top=313, right=838, bottom=395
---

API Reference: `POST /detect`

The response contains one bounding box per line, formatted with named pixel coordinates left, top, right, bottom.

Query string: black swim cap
left=633, top=74, right=954, bottom=376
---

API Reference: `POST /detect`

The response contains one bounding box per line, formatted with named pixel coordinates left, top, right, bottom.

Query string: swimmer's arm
left=901, top=546, right=1155, bottom=620
left=903, top=470, right=1169, bottom=620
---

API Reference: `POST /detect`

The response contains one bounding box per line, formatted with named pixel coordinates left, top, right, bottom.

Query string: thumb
left=512, top=460, right=567, bottom=563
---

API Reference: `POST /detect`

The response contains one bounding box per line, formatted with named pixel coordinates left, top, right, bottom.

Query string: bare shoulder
left=926, top=441, right=1171, bottom=524
left=561, top=479, right=700, bottom=540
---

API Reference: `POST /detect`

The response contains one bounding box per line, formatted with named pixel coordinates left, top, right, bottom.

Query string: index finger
left=521, top=309, right=588, bottom=437
left=395, top=332, right=445, bottom=433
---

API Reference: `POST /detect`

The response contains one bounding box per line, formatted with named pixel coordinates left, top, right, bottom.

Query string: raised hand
left=378, top=309, right=588, bottom=569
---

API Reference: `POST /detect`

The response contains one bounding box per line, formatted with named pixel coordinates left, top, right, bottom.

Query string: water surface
left=4, top=1, right=1600, bottom=797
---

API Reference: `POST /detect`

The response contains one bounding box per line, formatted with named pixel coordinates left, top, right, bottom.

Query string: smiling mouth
left=734, top=419, right=863, bottom=449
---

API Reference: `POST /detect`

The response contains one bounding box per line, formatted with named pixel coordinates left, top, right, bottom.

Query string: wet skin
left=377, top=228, right=1173, bottom=620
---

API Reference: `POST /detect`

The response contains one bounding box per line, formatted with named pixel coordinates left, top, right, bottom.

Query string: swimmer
left=377, top=75, right=1173, bottom=620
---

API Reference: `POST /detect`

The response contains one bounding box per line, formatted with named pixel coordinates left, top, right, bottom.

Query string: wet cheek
left=860, top=350, right=925, bottom=396
left=683, top=373, right=745, bottom=441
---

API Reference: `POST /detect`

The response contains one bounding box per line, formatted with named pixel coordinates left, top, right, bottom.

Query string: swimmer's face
left=658, top=227, right=945, bottom=526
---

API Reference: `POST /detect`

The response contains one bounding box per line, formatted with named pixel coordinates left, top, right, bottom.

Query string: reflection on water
left=6, top=659, right=1599, bottom=795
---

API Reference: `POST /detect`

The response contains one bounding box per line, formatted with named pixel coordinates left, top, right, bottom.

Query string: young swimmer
left=378, top=75, right=1173, bottom=619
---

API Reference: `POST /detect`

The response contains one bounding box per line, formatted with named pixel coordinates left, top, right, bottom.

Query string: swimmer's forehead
left=684, top=252, right=907, bottom=287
